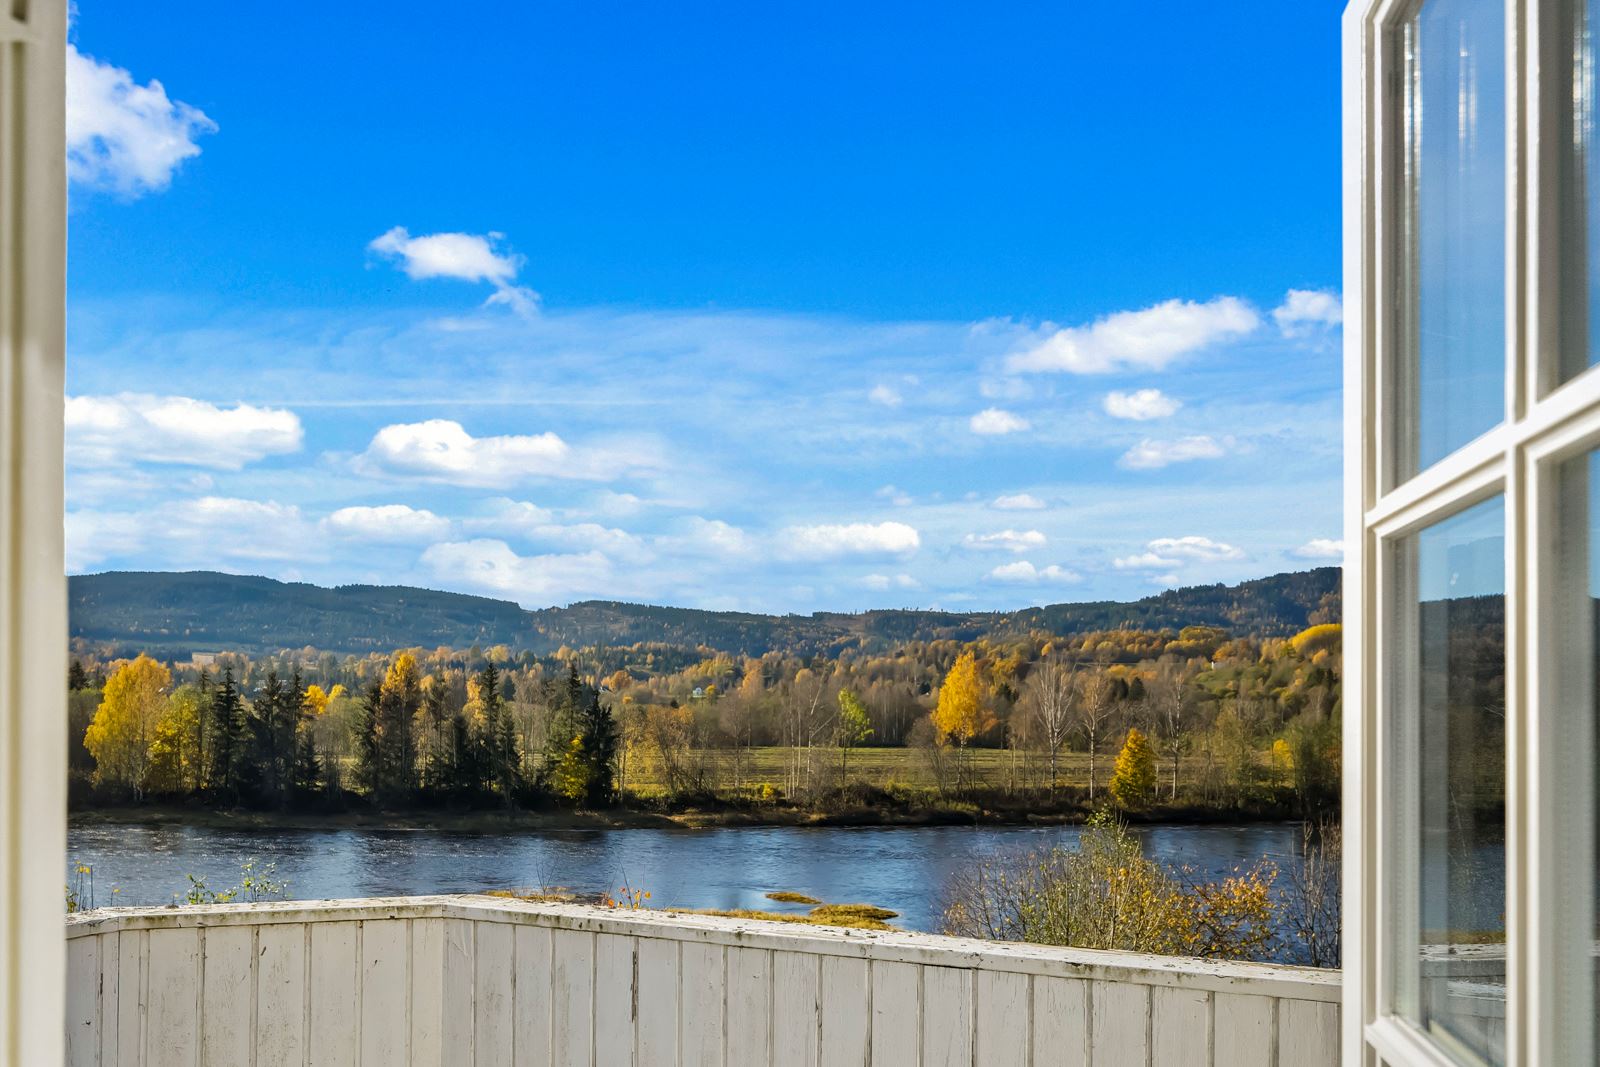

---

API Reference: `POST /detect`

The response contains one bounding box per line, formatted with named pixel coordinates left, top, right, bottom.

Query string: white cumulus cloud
left=1273, top=289, right=1343, bottom=336
left=987, top=561, right=1082, bottom=584
left=1292, top=538, right=1345, bottom=560
left=869, top=384, right=903, bottom=407
left=1104, top=388, right=1181, bottom=421
left=66, top=39, right=216, bottom=197
left=1005, top=296, right=1259, bottom=375
left=1147, top=536, right=1246, bottom=562
left=356, top=420, right=649, bottom=486
left=1119, top=434, right=1232, bottom=470
left=323, top=504, right=451, bottom=543
left=961, top=529, right=1047, bottom=554
left=992, top=493, right=1047, bottom=511
left=66, top=394, right=303, bottom=470
left=970, top=408, right=1031, bottom=435
left=779, top=521, right=921, bottom=559
left=369, top=227, right=540, bottom=315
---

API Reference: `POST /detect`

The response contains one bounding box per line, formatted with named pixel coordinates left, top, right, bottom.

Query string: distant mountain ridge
left=69, top=568, right=1341, bottom=658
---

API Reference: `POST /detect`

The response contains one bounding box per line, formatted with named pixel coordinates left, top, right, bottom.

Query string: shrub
left=940, top=813, right=1278, bottom=961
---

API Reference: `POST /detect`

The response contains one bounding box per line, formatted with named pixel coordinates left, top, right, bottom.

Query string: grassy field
left=614, top=744, right=1254, bottom=798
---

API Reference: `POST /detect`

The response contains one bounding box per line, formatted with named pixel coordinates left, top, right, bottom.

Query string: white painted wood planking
left=1090, top=979, right=1150, bottom=1065
left=254, top=923, right=305, bottom=1067
left=308, top=921, right=359, bottom=1067
left=680, top=941, right=724, bottom=1066
left=725, top=945, right=772, bottom=1066
left=200, top=925, right=254, bottom=1067
left=772, top=951, right=821, bottom=1067
left=361, top=920, right=410, bottom=1067
left=65, top=933, right=99, bottom=1067
left=145, top=927, right=201, bottom=1067
left=974, top=969, right=1029, bottom=1067
left=818, top=955, right=869, bottom=1067
left=550, top=928, right=594, bottom=1067
left=869, top=960, right=919, bottom=1064
left=1212, top=991, right=1275, bottom=1066
left=922, top=966, right=973, bottom=1067
left=1277, top=997, right=1339, bottom=1067
left=1151, top=985, right=1210, bottom=1067
left=475, top=921, right=516, bottom=1067
left=596, top=933, right=642, bottom=1066
left=513, top=924, right=554, bottom=1067
left=410, top=916, right=446, bottom=1066
left=64, top=898, right=1341, bottom=1066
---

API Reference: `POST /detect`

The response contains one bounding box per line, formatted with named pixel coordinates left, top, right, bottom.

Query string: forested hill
left=69, top=567, right=1341, bottom=657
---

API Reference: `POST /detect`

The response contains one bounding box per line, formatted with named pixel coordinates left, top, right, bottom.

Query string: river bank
left=71, top=792, right=1314, bottom=834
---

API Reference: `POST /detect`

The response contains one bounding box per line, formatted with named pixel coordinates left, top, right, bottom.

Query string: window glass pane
left=1391, top=495, right=1506, bottom=1064
left=1552, top=452, right=1600, bottom=1064
left=1395, top=0, right=1506, bottom=481
left=1559, top=0, right=1600, bottom=382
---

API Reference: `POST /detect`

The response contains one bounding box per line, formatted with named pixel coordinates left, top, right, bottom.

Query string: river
left=67, top=820, right=1312, bottom=934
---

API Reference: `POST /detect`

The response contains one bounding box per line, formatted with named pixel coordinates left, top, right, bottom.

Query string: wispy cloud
left=961, top=529, right=1047, bottom=553
left=969, top=408, right=1030, bottom=435
left=420, top=539, right=613, bottom=603
left=1119, top=434, right=1233, bottom=470
left=1005, top=296, right=1258, bottom=375
left=991, top=493, right=1046, bottom=511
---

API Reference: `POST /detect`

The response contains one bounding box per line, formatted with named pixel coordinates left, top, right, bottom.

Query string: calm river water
left=67, top=820, right=1306, bottom=933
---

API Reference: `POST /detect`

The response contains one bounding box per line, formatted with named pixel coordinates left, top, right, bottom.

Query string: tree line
left=67, top=620, right=1341, bottom=815
left=72, top=653, right=618, bottom=811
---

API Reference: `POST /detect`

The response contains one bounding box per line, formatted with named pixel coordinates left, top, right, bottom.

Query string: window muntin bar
left=1548, top=448, right=1600, bottom=1064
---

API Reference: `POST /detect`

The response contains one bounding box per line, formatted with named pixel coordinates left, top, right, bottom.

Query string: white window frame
left=1345, top=0, right=1600, bottom=1063
left=0, top=0, right=66, bottom=1063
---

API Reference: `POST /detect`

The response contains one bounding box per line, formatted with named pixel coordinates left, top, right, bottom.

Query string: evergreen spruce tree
left=207, top=666, right=245, bottom=798
left=476, top=662, right=520, bottom=806
left=355, top=681, right=382, bottom=799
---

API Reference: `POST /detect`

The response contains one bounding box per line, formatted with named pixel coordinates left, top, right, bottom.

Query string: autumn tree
left=1022, top=658, right=1074, bottom=795
left=932, top=650, right=991, bottom=786
left=83, top=654, right=171, bottom=797
left=1147, top=658, right=1198, bottom=799
left=1109, top=727, right=1157, bottom=810
left=1073, top=669, right=1121, bottom=801
left=146, top=684, right=204, bottom=795
left=835, top=688, right=873, bottom=788
left=359, top=653, right=421, bottom=805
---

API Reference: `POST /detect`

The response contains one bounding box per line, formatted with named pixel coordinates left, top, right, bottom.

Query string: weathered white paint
left=0, top=2, right=67, bottom=1065
left=65, top=895, right=1340, bottom=1066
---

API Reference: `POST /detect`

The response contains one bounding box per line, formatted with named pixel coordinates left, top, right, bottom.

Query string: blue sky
left=64, top=1, right=1346, bottom=614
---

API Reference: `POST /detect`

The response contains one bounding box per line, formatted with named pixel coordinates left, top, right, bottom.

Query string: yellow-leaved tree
left=932, top=651, right=992, bottom=786
left=1109, top=727, right=1157, bottom=810
left=84, top=654, right=172, bottom=798
left=303, top=683, right=346, bottom=718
